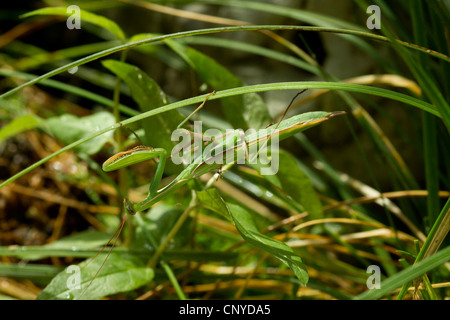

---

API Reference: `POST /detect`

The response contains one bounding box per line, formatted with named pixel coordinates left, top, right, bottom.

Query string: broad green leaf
left=37, top=252, right=154, bottom=300
left=21, top=7, right=126, bottom=41
left=229, top=202, right=309, bottom=284
left=0, top=114, right=42, bottom=143
left=46, top=111, right=114, bottom=155
left=197, top=189, right=308, bottom=285
left=102, top=59, right=184, bottom=174
left=166, top=40, right=272, bottom=130
left=273, top=150, right=323, bottom=219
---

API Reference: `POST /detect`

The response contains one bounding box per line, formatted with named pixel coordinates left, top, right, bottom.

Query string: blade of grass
left=397, top=198, right=450, bottom=299
left=11, top=41, right=120, bottom=71
left=373, top=0, right=450, bottom=133
left=1, top=25, right=448, bottom=101
left=133, top=213, right=187, bottom=300
left=355, top=245, right=450, bottom=300
left=0, top=68, right=137, bottom=116
left=0, top=81, right=440, bottom=190
left=177, top=36, right=318, bottom=75
left=410, top=0, right=442, bottom=228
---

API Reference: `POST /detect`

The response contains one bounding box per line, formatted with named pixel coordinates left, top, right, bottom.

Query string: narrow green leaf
left=166, top=40, right=272, bottom=129
left=196, top=188, right=231, bottom=220
left=1, top=25, right=447, bottom=102
left=13, top=41, right=118, bottom=71
left=228, top=202, right=309, bottom=284
left=0, top=263, right=63, bottom=284
left=21, top=7, right=126, bottom=41
left=197, top=189, right=308, bottom=285
left=0, top=68, right=137, bottom=116
left=179, top=36, right=318, bottom=75
left=0, top=231, right=112, bottom=260
left=37, top=253, right=154, bottom=300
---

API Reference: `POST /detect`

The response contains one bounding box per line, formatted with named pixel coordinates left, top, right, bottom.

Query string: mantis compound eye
left=123, top=198, right=136, bottom=215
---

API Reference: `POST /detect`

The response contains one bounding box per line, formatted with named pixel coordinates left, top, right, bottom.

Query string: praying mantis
left=79, top=90, right=344, bottom=298
left=102, top=91, right=344, bottom=215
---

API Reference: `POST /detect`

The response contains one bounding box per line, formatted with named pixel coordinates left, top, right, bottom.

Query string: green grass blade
left=166, top=39, right=271, bottom=129
left=372, top=1, right=450, bottom=133
left=354, top=246, right=450, bottom=300
left=397, top=198, right=450, bottom=299
left=178, top=36, right=319, bottom=75
left=0, top=69, right=137, bottom=116
left=11, top=41, right=119, bottom=71
left=1, top=25, right=447, bottom=101
left=0, top=264, right=64, bottom=284
left=0, top=81, right=441, bottom=190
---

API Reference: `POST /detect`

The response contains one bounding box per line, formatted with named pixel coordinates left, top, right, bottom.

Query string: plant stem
left=396, top=198, right=450, bottom=299
left=133, top=213, right=187, bottom=300
left=149, top=196, right=198, bottom=268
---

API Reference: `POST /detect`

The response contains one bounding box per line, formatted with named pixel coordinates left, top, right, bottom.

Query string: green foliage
left=46, top=112, right=115, bottom=155
left=167, top=40, right=272, bottom=129
left=0, top=114, right=42, bottom=143
left=197, top=188, right=308, bottom=284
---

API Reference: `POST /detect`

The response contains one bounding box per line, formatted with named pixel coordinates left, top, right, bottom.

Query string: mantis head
left=123, top=198, right=136, bottom=215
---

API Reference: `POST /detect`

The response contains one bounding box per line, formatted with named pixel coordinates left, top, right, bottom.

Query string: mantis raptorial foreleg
left=103, top=91, right=217, bottom=214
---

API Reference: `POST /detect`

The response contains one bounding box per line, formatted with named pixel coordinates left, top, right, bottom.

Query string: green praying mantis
left=79, top=90, right=345, bottom=298
left=102, top=91, right=344, bottom=215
